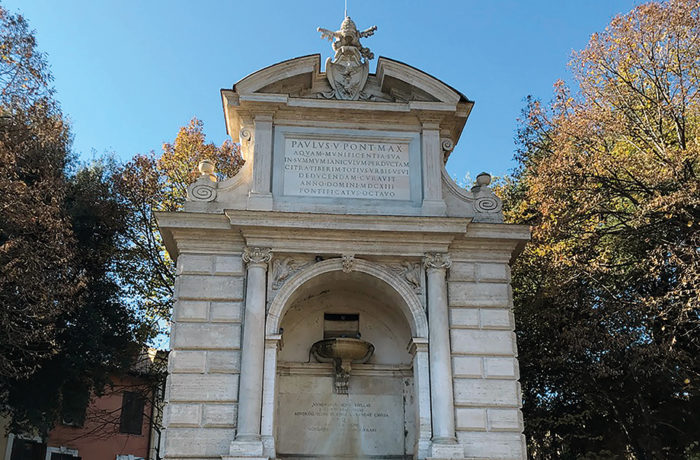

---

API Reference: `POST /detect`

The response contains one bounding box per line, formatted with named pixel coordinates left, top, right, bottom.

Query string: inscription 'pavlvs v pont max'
left=283, top=138, right=411, bottom=200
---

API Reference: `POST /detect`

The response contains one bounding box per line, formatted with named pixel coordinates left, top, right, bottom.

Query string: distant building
left=1, top=350, right=166, bottom=460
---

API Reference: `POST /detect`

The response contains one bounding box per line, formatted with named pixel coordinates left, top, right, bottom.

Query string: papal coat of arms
left=317, top=17, right=377, bottom=100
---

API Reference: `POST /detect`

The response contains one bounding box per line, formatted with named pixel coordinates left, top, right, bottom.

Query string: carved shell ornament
left=317, top=17, right=377, bottom=101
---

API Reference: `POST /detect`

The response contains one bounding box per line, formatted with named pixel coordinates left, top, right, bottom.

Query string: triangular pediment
left=231, top=55, right=470, bottom=104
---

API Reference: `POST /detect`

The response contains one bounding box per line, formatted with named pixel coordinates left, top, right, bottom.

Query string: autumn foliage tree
left=502, top=0, right=700, bottom=457
left=116, top=118, right=243, bottom=327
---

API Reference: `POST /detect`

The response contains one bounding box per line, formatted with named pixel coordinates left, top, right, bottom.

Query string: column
left=424, top=253, right=462, bottom=458
left=231, top=247, right=271, bottom=456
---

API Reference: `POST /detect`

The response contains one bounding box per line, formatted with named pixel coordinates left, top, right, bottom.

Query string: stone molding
left=265, top=257, right=428, bottom=338
left=424, top=252, right=452, bottom=271
left=242, top=247, right=272, bottom=268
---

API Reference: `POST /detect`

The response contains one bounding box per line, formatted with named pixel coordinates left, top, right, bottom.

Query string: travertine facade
left=158, top=17, right=529, bottom=460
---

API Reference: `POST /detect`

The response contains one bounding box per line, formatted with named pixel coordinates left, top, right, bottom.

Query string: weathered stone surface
left=163, top=428, right=235, bottom=457
left=169, top=350, right=206, bottom=373
left=455, top=407, right=486, bottom=430
left=448, top=281, right=510, bottom=307
left=484, top=357, right=518, bottom=379
left=207, top=351, right=241, bottom=373
left=177, top=275, right=244, bottom=301
left=453, top=379, right=520, bottom=406
left=450, top=329, right=516, bottom=355
left=448, top=262, right=476, bottom=281
left=452, top=356, right=482, bottom=378
left=476, top=263, right=509, bottom=282
left=165, top=403, right=202, bottom=427
left=169, top=374, right=239, bottom=402
left=171, top=323, right=241, bottom=350
left=457, top=431, right=526, bottom=459
left=203, top=404, right=237, bottom=427
left=174, top=300, right=209, bottom=322
left=479, top=308, right=513, bottom=329
left=487, top=408, right=522, bottom=431
left=449, top=307, right=479, bottom=327
left=214, top=255, right=244, bottom=275
left=209, top=301, right=242, bottom=322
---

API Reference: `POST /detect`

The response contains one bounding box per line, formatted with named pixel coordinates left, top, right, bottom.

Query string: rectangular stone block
left=448, top=262, right=476, bottom=281
left=169, top=350, right=206, bottom=373
left=169, top=374, right=239, bottom=402
left=210, top=301, right=242, bottom=322
left=450, top=329, right=516, bottom=355
left=171, top=323, right=241, bottom=350
left=452, top=356, right=482, bottom=378
left=207, top=350, right=241, bottom=373
left=480, top=308, right=513, bottom=329
left=203, top=404, right=237, bottom=427
left=456, top=431, right=526, bottom=459
left=449, top=308, right=478, bottom=328
left=454, top=379, right=520, bottom=406
left=484, top=357, right=518, bottom=379
left=476, top=263, right=509, bottom=282
left=178, top=274, right=244, bottom=301
left=163, top=427, right=235, bottom=457
left=174, top=300, right=209, bottom=322
left=448, top=281, right=510, bottom=308
left=165, top=403, right=201, bottom=427
left=177, top=254, right=214, bottom=275
left=455, top=408, right=486, bottom=430
left=488, top=408, right=522, bottom=431
left=214, top=255, right=243, bottom=275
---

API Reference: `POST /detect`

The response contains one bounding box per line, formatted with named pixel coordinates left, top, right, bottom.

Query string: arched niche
left=266, top=258, right=427, bottom=339
left=261, top=258, right=430, bottom=459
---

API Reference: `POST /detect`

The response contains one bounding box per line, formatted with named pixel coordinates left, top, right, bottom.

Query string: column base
left=429, top=440, right=464, bottom=459
left=229, top=438, right=265, bottom=458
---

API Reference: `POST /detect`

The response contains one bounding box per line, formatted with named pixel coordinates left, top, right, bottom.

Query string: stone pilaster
left=248, top=114, right=273, bottom=210
left=409, top=337, right=432, bottom=459
left=230, top=247, right=272, bottom=458
left=424, top=253, right=463, bottom=459
left=420, top=120, right=447, bottom=216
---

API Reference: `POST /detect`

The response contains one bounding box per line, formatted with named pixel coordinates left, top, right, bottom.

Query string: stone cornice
left=224, top=209, right=470, bottom=234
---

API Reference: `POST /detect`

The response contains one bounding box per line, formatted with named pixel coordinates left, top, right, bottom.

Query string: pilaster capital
left=423, top=252, right=452, bottom=271
left=243, top=247, right=272, bottom=268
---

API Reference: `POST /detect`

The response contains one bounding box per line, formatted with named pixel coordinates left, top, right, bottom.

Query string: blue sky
left=7, top=0, right=640, bottom=182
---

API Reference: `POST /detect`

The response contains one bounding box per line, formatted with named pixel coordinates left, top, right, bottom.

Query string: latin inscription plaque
left=283, top=137, right=411, bottom=200
left=277, top=388, right=405, bottom=456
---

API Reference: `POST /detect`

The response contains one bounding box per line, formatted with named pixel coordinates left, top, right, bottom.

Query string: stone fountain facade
left=157, top=17, right=529, bottom=460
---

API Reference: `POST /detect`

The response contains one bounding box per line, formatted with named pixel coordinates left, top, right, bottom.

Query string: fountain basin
left=311, top=337, right=374, bottom=394
left=311, top=337, right=374, bottom=363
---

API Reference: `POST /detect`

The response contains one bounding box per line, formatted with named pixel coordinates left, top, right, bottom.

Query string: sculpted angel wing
left=359, top=25, right=377, bottom=38
left=317, top=27, right=340, bottom=41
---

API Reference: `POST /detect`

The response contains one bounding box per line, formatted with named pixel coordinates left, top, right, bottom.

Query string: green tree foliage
left=502, top=0, right=700, bottom=457
left=0, top=7, right=150, bottom=435
left=116, top=117, right=243, bottom=327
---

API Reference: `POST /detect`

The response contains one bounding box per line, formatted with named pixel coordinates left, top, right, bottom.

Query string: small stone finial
left=476, top=172, right=491, bottom=187
left=198, top=159, right=217, bottom=182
